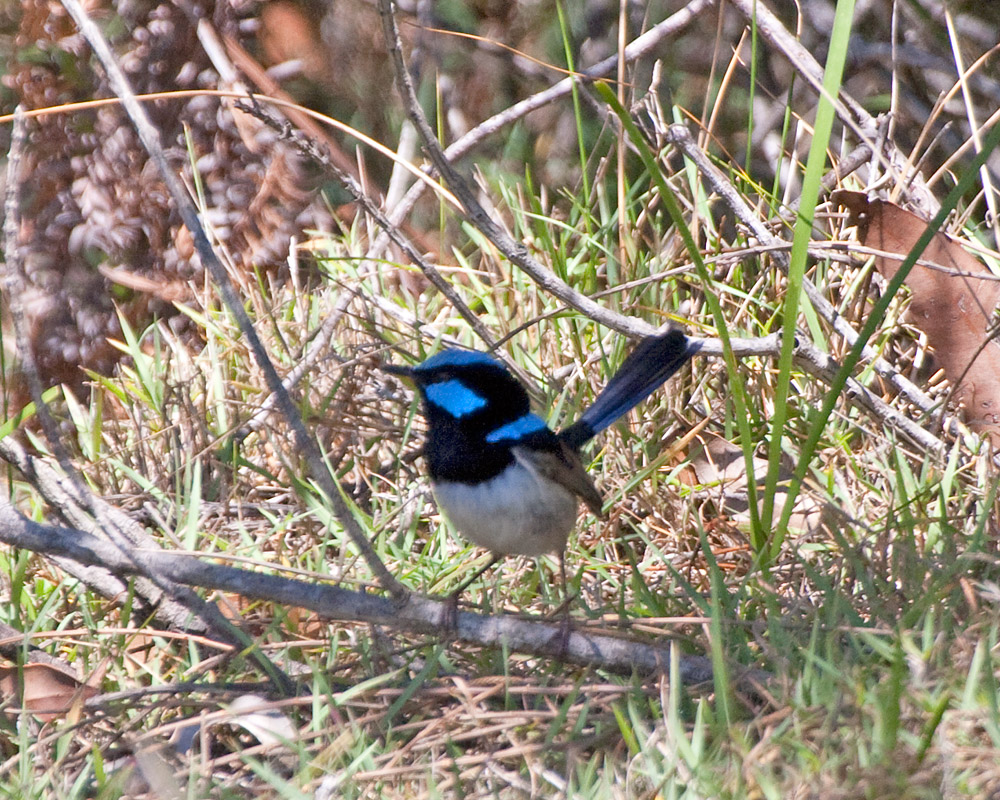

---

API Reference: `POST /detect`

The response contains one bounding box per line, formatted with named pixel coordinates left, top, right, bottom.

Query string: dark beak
left=381, top=363, right=415, bottom=379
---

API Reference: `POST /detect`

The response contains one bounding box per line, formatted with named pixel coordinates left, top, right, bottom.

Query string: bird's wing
left=512, top=444, right=605, bottom=518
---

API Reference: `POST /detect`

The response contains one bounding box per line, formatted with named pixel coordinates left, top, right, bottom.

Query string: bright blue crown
left=413, top=348, right=502, bottom=372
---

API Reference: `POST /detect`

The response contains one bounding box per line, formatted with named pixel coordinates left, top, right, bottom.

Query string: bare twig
left=0, top=438, right=204, bottom=631
left=724, top=0, right=939, bottom=219
left=727, top=0, right=869, bottom=129
left=2, top=112, right=65, bottom=461
left=365, top=0, right=714, bottom=266
left=234, top=97, right=497, bottom=351
left=3, top=111, right=260, bottom=651
left=691, top=335, right=947, bottom=454
left=663, top=124, right=963, bottom=441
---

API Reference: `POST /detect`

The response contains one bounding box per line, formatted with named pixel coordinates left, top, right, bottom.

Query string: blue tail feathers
left=559, top=330, right=697, bottom=450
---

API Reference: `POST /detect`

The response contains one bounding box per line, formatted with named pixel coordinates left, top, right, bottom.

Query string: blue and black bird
left=385, top=329, right=698, bottom=601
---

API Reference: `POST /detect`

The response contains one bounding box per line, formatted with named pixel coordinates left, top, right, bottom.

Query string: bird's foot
left=439, top=590, right=462, bottom=634
left=550, top=609, right=573, bottom=658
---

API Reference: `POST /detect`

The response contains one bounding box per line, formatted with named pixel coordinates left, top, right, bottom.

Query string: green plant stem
left=762, top=0, right=856, bottom=557
left=594, top=81, right=763, bottom=547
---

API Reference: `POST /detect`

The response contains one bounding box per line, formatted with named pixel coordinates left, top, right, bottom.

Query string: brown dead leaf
left=0, top=661, right=98, bottom=722
left=834, top=190, right=1000, bottom=443
left=689, top=433, right=827, bottom=536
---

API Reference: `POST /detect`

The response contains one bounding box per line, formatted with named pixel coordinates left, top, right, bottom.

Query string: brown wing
left=511, top=443, right=605, bottom=518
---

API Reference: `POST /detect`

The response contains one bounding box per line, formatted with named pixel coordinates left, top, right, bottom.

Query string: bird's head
left=384, top=349, right=531, bottom=427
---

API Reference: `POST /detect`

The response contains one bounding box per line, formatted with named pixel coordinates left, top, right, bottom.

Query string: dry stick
left=663, top=125, right=956, bottom=438
left=0, top=501, right=771, bottom=700
left=365, top=0, right=714, bottom=267
left=730, top=0, right=868, bottom=129
left=0, top=437, right=213, bottom=632
left=2, top=116, right=65, bottom=471
left=58, top=0, right=404, bottom=599
left=790, top=341, right=946, bottom=455
left=377, top=0, right=659, bottom=339
left=692, top=336, right=946, bottom=455
left=3, top=439, right=310, bottom=690
left=789, top=142, right=874, bottom=213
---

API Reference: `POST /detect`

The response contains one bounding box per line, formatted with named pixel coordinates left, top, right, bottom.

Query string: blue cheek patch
left=425, top=380, right=488, bottom=418
left=485, top=413, right=549, bottom=443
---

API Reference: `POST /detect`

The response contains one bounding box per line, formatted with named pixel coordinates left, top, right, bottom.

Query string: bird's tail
left=559, top=329, right=699, bottom=450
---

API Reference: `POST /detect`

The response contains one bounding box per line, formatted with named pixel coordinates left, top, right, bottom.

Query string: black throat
left=417, top=363, right=547, bottom=484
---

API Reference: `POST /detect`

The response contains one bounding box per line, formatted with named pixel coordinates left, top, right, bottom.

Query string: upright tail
left=559, top=329, right=699, bottom=450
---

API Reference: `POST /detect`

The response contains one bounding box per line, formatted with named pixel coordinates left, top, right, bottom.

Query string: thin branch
left=692, top=335, right=947, bottom=454
left=234, top=97, right=497, bottom=350
left=2, top=111, right=245, bottom=642
left=724, top=0, right=940, bottom=219
left=0, top=438, right=203, bottom=630
left=663, top=124, right=961, bottom=440
left=2, top=112, right=65, bottom=460
left=365, top=0, right=714, bottom=265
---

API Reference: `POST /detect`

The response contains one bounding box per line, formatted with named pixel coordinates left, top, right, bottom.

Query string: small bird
left=385, top=329, right=698, bottom=606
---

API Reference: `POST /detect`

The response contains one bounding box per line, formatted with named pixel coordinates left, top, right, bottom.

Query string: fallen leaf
left=834, top=190, right=1000, bottom=443
left=224, top=694, right=298, bottom=746
left=0, top=661, right=98, bottom=722
left=689, top=433, right=828, bottom=536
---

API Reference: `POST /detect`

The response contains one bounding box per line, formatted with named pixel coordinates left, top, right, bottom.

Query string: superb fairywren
left=386, top=329, right=698, bottom=602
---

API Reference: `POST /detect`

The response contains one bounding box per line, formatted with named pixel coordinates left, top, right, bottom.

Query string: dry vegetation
left=1, top=0, right=999, bottom=797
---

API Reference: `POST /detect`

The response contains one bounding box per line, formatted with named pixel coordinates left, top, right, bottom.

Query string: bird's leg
left=547, top=551, right=578, bottom=616
left=551, top=551, right=573, bottom=656
left=440, top=552, right=502, bottom=631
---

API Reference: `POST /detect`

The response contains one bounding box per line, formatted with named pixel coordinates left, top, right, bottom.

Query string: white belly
left=431, top=464, right=579, bottom=556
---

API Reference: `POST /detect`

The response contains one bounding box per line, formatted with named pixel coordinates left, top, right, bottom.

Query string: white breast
left=431, top=463, right=579, bottom=556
